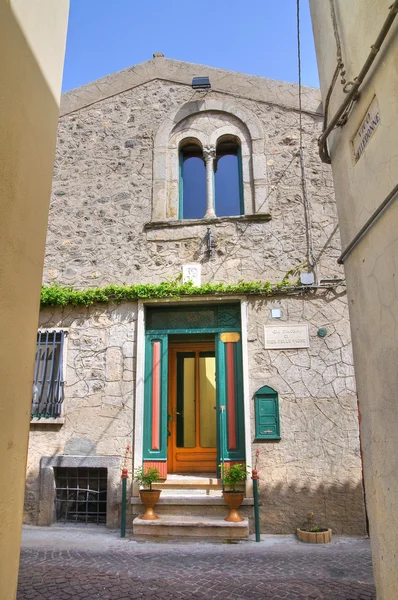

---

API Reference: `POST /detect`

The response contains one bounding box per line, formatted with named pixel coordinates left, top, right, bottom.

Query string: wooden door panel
left=168, top=343, right=217, bottom=473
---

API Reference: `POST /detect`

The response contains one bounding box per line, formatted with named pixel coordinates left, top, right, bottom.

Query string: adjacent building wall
left=309, top=1, right=398, bottom=597
left=0, top=1, right=69, bottom=598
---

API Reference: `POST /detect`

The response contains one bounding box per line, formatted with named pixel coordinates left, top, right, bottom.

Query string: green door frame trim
left=142, top=304, right=245, bottom=467
left=143, top=334, right=169, bottom=461
left=215, top=333, right=245, bottom=467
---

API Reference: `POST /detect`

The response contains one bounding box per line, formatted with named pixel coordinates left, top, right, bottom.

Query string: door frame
left=133, top=300, right=253, bottom=496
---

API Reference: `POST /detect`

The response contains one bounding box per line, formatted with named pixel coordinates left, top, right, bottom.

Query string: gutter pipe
left=338, top=183, right=398, bottom=264
left=319, top=0, right=398, bottom=164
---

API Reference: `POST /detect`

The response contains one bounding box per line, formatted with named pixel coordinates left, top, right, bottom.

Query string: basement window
left=54, top=467, right=107, bottom=524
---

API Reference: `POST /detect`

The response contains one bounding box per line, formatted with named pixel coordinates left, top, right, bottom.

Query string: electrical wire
left=296, top=0, right=317, bottom=278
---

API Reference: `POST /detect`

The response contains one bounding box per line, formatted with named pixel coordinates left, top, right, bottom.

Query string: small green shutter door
left=254, top=386, right=281, bottom=440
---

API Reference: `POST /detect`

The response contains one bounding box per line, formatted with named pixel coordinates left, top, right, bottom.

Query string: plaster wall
left=0, top=1, right=69, bottom=598
left=309, top=1, right=398, bottom=596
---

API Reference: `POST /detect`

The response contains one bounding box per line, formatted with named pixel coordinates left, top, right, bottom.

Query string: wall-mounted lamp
left=270, top=308, right=282, bottom=319
left=300, top=272, right=315, bottom=285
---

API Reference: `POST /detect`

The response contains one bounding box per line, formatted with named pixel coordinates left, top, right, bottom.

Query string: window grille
left=54, top=467, right=107, bottom=524
left=146, top=304, right=241, bottom=332
left=31, top=330, right=65, bottom=418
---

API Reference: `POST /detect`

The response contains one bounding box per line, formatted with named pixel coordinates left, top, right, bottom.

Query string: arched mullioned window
left=153, top=99, right=268, bottom=221
left=214, top=136, right=243, bottom=217
left=179, top=135, right=244, bottom=220
left=179, top=139, right=206, bottom=219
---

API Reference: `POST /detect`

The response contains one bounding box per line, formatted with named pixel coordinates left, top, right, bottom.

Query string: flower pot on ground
left=134, top=466, right=161, bottom=521
left=221, top=463, right=248, bottom=523
left=296, top=528, right=332, bottom=543
left=296, top=512, right=332, bottom=543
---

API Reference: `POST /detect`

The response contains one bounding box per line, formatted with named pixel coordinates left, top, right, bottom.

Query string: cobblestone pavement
left=18, top=526, right=375, bottom=600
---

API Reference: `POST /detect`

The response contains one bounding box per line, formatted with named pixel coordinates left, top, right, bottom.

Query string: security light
left=192, top=77, right=211, bottom=90
left=270, top=308, right=282, bottom=319
left=300, top=272, right=315, bottom=285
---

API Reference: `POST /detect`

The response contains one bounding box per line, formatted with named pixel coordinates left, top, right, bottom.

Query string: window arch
left=179, top=139, right=206, bottom=219
left=153, top=99, right=267, bottom=222
left=214, top=136, right=243, bottom=217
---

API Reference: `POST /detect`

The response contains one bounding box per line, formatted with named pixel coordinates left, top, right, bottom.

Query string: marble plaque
left=352, top=96, right=380, bottom=162
left=264, top=324, right=310, bottom=349
left=182, top=263, right=201, bottom=286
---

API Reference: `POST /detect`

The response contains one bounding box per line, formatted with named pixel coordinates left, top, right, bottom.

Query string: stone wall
left=25, top=304, right=137, bottom=526
left=25, top=294, right=366, bottom=534
left=44, top=79, right=341, bottom=288
left=247, top=295, right=366, bottom=534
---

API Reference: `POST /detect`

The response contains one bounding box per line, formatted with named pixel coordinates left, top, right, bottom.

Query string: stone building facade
left=25, top=57, right=366, bottom=536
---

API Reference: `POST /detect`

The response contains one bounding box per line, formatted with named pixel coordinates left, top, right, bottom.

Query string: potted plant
left=296, top=511, right=332, bottom=543
left=221, top=463, right=248, bottom=522
left=134, top=466, right=161, bottom=520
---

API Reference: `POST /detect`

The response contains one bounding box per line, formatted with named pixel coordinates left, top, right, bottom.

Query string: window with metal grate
left=54, top=467, right=107, bottom=524
left=31, top=330, right=66, bottom=418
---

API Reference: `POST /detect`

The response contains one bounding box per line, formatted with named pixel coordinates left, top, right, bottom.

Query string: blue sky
left=62, top=1, right=319, bottom=93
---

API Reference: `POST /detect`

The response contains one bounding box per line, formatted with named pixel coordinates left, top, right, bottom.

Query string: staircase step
left=152, top=475, right=222, bottom=491
left=131, top=496, right=254, bottom=506
left=133, top=514, right=249, bottom=539
left=158, top=486, right=223, bottom=497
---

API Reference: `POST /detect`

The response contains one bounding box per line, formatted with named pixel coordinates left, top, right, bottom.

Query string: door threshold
left=167, top=473, right=217, bottom=479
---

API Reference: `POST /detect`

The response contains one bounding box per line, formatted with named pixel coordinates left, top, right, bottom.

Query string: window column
left=203, top=145, right=216, bottom=218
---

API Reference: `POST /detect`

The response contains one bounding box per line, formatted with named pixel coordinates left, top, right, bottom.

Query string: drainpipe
left=318, top=0, right=398, bottom=163
left=338, top=182, right=398, bottom=264
left=220, top=406, right=226, bottom=486
left=252, top=449, right=261, bottom=542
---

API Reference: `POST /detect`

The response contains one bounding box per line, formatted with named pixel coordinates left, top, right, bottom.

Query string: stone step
left=133, top=514, right=249, bottom=539
left=159, top=488, right=223, bottom=497
left=131, top=495, right=254, bottom=506
left=131, top=495, right=254, bottom=521
left=152, top=475, right=222, bottom=491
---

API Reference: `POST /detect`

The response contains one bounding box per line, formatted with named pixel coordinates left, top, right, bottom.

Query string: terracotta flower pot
left=296, top=528, right=332, bottom=543
left=139, top=489, right=161, bottom=520
left=223, top=491, right=245, bottom=522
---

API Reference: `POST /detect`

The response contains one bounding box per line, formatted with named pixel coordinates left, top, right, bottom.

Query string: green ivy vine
left=40, top=277, right=301, bottom=307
